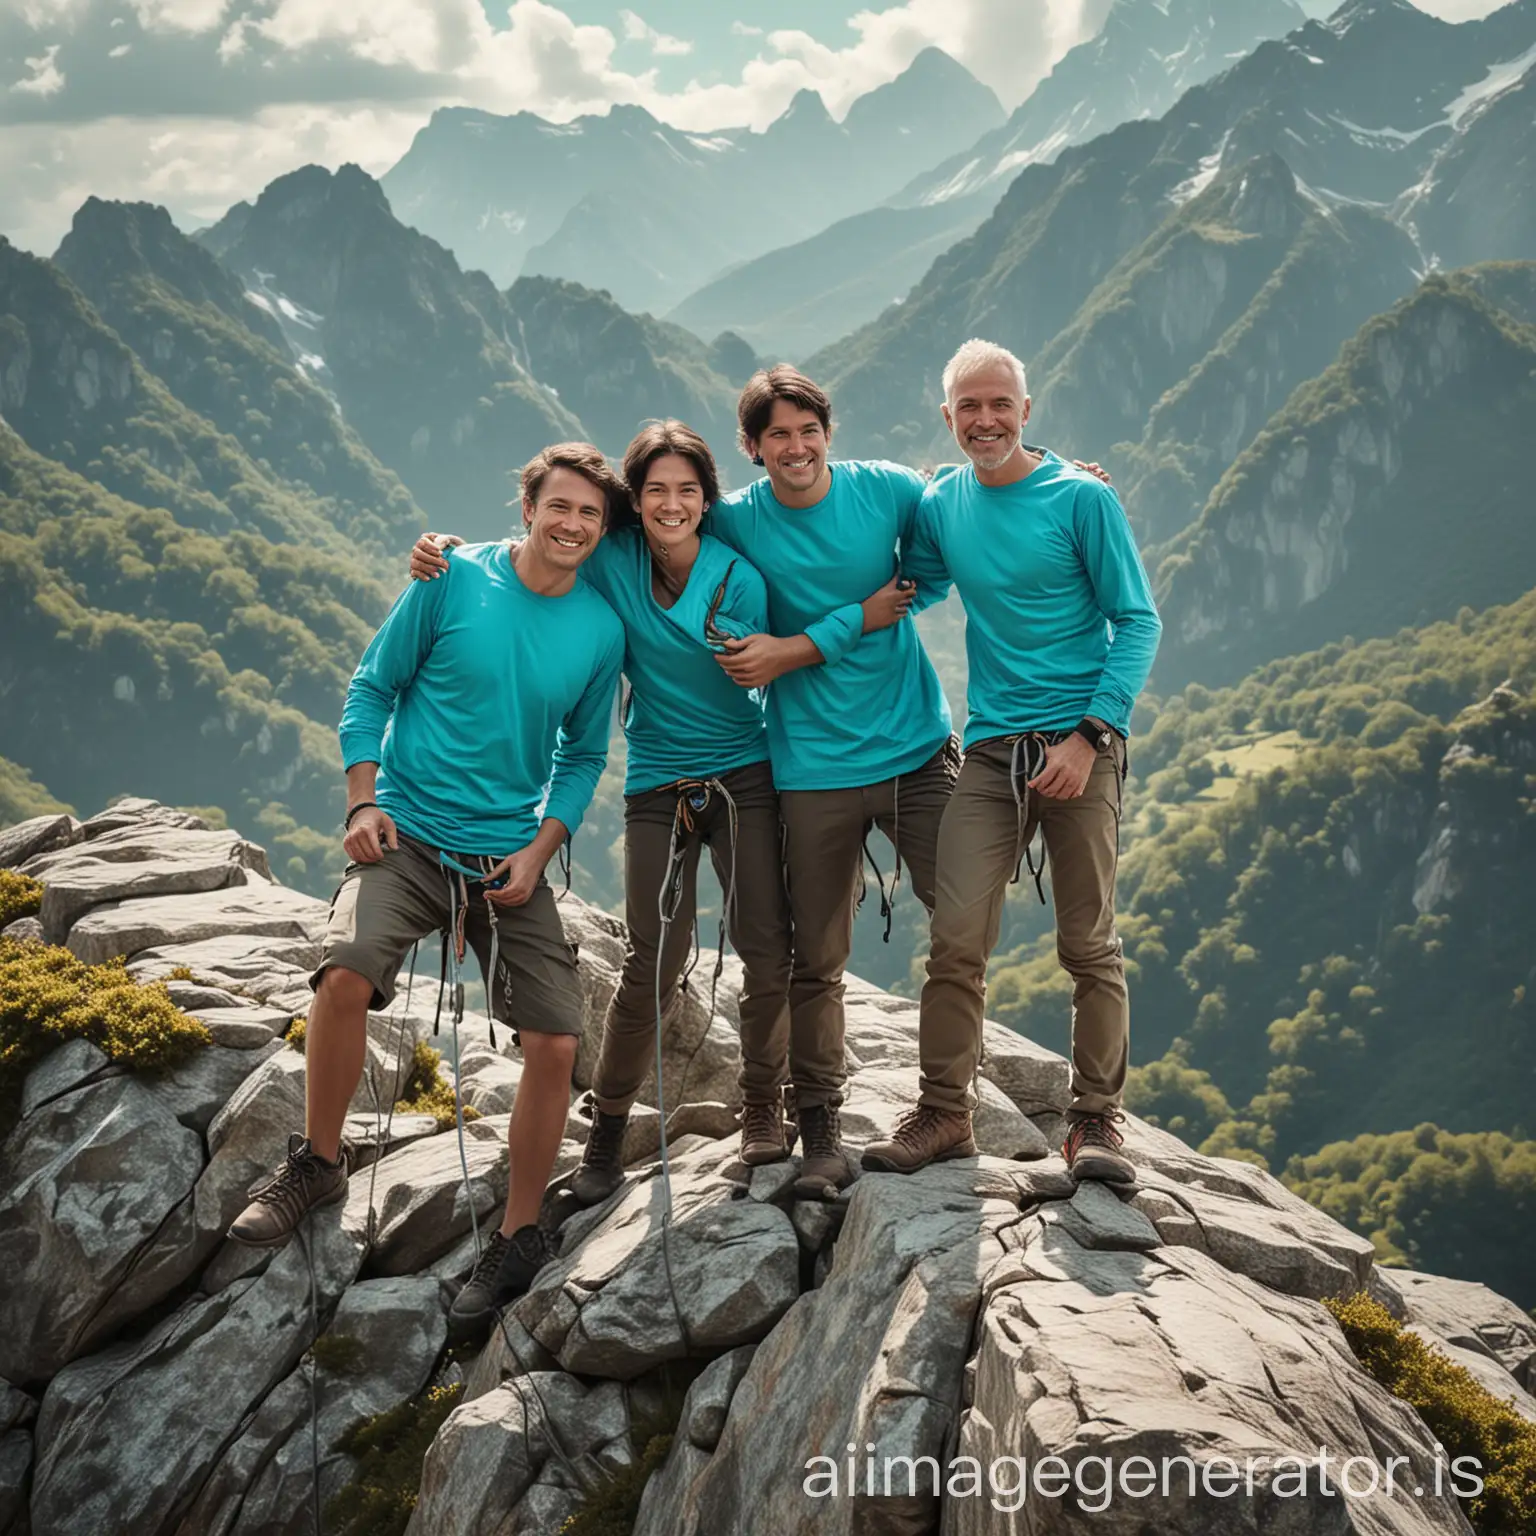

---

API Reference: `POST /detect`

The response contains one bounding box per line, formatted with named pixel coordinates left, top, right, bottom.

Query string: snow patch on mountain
left=1445, top=41, right=1536, bottom=129
left=1172, top=133, right=1231, bottom=204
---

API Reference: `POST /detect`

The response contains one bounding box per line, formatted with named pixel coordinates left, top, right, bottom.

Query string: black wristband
left=344, top=801, right=378, bottom=830
left=1074, top=719, right=1115, bottom=753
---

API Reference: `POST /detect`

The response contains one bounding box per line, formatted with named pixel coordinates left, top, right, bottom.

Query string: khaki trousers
left=777, top=741, right=960, bottom=1109
left=591, top=760, right=793, bottom=1114
left=313, top=831, right=582, bottom=1042
left=919, top=734, right=1129, bottom=1116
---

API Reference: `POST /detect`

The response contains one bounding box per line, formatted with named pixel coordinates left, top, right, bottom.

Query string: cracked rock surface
left=3, top=801, right=1530, bottom=1534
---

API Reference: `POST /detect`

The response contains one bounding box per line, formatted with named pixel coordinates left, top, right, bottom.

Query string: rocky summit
left=2, top=801, right=1533, bottom=1535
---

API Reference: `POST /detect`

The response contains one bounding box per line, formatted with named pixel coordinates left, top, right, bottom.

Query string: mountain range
left=1154, top=264, right=1536, bottom=684
left=813, top=0, right=1536, bottom=462
left=191, top=165, right=750, bottom=538
left=380, top=47, right=1005, bottom=318
left=668, top=0, right=1313, bottom=358
left=2, top=0, right=1536, bottom=1321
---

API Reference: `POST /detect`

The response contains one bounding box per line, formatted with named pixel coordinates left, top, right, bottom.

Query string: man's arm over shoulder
left=338, top=564, right=451, bottom=769
left=543, top=606, right=624, bottom=839
left=1074, top=481, right=1162, bottom=728
left=802, top=461, right=932, bottom=663
left=901, top=474, right=957, bottom=616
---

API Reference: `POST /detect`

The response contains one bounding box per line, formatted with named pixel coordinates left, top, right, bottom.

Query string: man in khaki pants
left=862, top=340, right=1161, bottom=1183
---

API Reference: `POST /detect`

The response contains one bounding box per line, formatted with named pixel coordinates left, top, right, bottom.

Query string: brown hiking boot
left=794, top=1103, right=855, bottom=1199
left=739, top=1099, right=789, bottom=1166
left=861, top=1104, right=978, bottom=1174
left=228, top=1134, right=349, bottom=1247
left=571, top=1106, right=629, bottom=1206
left=1063, top=1110, right=1135, bottom=1184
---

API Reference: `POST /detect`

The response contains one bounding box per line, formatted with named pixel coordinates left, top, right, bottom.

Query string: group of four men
left=227, top=339, right=1162, bottom=1347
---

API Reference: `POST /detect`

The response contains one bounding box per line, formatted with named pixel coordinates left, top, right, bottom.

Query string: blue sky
left=0, top=0, right=1512, bottom=256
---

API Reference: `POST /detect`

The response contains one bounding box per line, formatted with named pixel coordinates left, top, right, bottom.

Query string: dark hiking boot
left=446, top=1228, right=511, bottom=1346
left=228, top=1134, right=349, bottom=1247
left=794, top=1103, right=855, bottom=1199
left=1063, top=1110, right=1135, bottom=1184
left=861, top=1104, right=977, bottom=1174
left=446, top=1226, right=559, bottom=1346
left=571, top=1107, right=629, bottom=1206
left=739, top=1098, right=789, bottom=1166
left=492, top=1224, right=558, bottom=1306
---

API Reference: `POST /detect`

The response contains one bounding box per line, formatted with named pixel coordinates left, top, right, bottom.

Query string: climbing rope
left=434, top=860, right=585, bottom=1490
left=294, top=941, right=419, bottom=1536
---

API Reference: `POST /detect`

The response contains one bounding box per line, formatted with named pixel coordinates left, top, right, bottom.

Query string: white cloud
left=216, top=17, right=252, bottom=59
left=108, top=42, right=130, bottom=57
left=15, top=0, right=92, bottom=27
left=128, top=0, right=230, bottom=33
left=230, top=0, right=1100, bottom=127
left=12, top=44, right=65, bottom=98
left=730, top=21, right=763, bottom=38
left=0, top=101, right=423, bottom=255
left=619, top=9, right=693, bottom=57
left=0, top=0, right=1113, bottom=249
left=1414, top=0, right=1509, bottom=15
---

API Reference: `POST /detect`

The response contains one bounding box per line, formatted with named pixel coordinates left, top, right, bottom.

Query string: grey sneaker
left=739, top=1098, right=789, bottom=1166
left=1063, top=1110, right=1136, bottom=1184
left=447, top=1228, right=511, bottom=1346
left=228, top=1134, right=349, bottom=1247
left=571, top=1106, right=629, bottom=1206
left=861, top=1104, right=977, bottom=1174
left=794, top=1103, right=855, bottom=1199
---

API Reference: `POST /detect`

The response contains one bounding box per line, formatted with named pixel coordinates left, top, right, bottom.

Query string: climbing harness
left=854, top=736, right=961, bottom=944
left=1009, top=731, right=1055, bottom=904
left=702, top=560, right=739, bottom=653
left=664, top=777, right=741, bottom=1022
left=1007, top=728, right=1128, bottom=903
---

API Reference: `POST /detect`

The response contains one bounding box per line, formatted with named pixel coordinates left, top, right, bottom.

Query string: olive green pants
left=919, top=734, right=1129, bottom=1115
left=777, top=741, right=960, bottom=1109
left=591, top=760, right=793, bottom=1114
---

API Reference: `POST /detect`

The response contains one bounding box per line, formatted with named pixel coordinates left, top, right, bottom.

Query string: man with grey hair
left=862, top=338, right=1161, bottom=1183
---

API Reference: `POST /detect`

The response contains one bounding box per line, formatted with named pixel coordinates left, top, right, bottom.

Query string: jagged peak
left=889, top=45, right=982, bottom=88
left=1323, top=0, right=1438, bottom=36
left=54, top=197, right=237, bottom=297
left=247, top=162, right=393, bottom=224
left=67, top=196, right=178, bottom=237
left=778, top=87, right=834, bottom=124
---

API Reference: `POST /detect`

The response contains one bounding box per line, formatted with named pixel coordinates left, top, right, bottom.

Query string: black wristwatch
left=1074, top=718, right=1115, bottom=752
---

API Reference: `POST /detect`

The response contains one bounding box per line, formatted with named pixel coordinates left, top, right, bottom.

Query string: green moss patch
left=324, top=1382, right=464, bottom=1536
left=0, top=869, right=44, bottom=928
left=394, top=1040, right=479, bottom=1131
left=0, top=937, right=210, bottom=1097
left=310, top=1332, right=368, bottom=1376
left=1326, top=1292, right=1536, bottom=1533
left=559, top=1433, right=674, bottom=1536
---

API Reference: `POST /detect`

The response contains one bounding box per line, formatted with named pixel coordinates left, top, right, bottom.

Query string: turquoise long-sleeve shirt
left=712, top=460, right=953, bottom=790
left=905, top=454, right=1162, bottom=747
left=581, top=527, right=772, bottom=794
left=339, top=541, right=624, bottom=856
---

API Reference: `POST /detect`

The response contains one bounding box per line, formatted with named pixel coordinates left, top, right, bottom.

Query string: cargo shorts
left=310, top=831, right=584, bottom=1041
